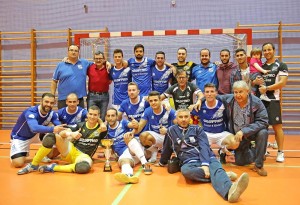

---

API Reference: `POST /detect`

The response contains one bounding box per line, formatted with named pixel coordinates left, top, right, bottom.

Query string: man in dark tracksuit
left=158, top=109, right=249, bottom=203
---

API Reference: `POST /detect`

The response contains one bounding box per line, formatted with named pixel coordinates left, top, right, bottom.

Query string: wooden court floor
left=0, top=130, right=299, bottom=205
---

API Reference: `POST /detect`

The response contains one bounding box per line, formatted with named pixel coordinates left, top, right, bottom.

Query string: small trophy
left=101, top=139, right=114, bottom=172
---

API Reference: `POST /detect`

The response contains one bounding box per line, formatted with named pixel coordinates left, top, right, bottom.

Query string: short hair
left=262, top=42, right=275, bottom=50
left=106, top=107, right=118, bottom=115
left=200, top=48, right=211, bottom=56
left=232, top=80, right=250, bottom=91
left=250, top=47, right=262, bottom=57
left=66, top=93, right=78, bottom=100
left=148, top=91, right=160, bottom=99
left=155, top=51, right=165, bottom=57
left=235, top=48, right=246, bottom=55
left=68, top=45, right=80, bottom=51
left=204, top=83, right=217, bottom=91
left=176, top=108, right=190, bottom=115
left=220, top=49, right=230, bottom=55
left=88, top=105, right=100, bottom=113
left=177, top=47, right=187, bottom=53
left=113, top=49, right=123, bottom=57
left=42, top=93, right=55, bottom=99
left=94, top=51, right=104, bottom=57
left=128, top=82, right=139, bottom=90
left=176, top=69, right=187, bottom=77
left=134, top=44, right=144, bottom=52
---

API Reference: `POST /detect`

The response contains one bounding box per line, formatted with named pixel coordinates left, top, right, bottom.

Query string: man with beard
left=171, top=47, right=197, bottom=85
left=191, top=48, right=218, bottom=92
left=217, top=49, right=238, bottom=94
left=127, top=44, right=156, bottom=96
left=10, top=93, right=66, bottom=168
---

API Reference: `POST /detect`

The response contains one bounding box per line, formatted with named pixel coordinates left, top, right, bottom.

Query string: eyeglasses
left=177, top=76, right=187, bottom=80
left=69, top=49, right=79, bottom=52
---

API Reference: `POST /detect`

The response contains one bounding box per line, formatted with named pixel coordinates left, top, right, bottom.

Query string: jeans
left=181, top=158, right=232, bottom=200
left=234, top=129, right=268, bottom=168
left=87, top=92, right=109, bottom=121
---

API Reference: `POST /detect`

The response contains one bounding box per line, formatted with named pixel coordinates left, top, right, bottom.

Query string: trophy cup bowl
left=101, top=139, right=114, bottom=172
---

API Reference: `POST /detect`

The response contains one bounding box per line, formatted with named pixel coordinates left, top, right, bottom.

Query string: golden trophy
left=101, top=139, right=114, bottom=172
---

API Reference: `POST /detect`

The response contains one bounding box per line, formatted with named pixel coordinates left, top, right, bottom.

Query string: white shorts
left=111, top=104, right=120, bottom=110
left=118, top=148, right=140, bottom=166
left=205, top=131, right=232, bottom=147
left=145, top=131, right=165, bottom=149
left=10, top=134, right=41, bottom=158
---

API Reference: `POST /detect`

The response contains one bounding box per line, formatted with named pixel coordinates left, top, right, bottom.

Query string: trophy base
left=103, top=165, right=112, bottom=172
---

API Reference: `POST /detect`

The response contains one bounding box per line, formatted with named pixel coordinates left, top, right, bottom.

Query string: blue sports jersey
left=141, top=107, right=176, bottom=133
left=119, top=96, right=150, bottom=122
left=152, top=65, right=173, bottom=94
left=128, top=57, right=155, bottom=96
left=109, top=66, right=132, bottom=105
left=191, top=62, right=218, bottom=92
left=107, top=120, right=130, bottom=156
left=191, top=99, right=226, bottom=133
left=11, top=105, right=61, bottom=140
left=57, top=106, right=87, bottom=127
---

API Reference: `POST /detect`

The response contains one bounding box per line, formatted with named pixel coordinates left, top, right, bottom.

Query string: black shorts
left=263, top=100, right=282, bottom=125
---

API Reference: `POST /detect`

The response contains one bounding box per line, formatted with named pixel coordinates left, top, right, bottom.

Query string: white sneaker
left=41, top=156, right=52, bottom=163
left=226, top=171, right=238, bottom=181
left=276, top=151, right=285, bottom=162
left=272, top=142, right=278, bottom=149
left=260, top=94, right=271, bottom=102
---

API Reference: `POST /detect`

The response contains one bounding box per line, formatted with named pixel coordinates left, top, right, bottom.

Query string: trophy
left=101, top=139, right=114, bottom=172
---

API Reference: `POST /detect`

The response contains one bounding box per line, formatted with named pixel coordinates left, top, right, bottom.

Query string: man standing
left=191, top=48, right=218, bottom=92
left=221, top=81, right=269, bottom=176
left=51, top=45, right=91, bottom=109
left=109, top=49, right=132, bottom=109
left=217, top=49, right=238, bottom=94
left=10, top=93, right=66, bottom=168
left=258, top=42, right=288, bottom=162
left=230, top=48, right=250, bottom=89
left=87, top=51, right=111, bottom=121
left=171, top=47, right=197, bottom=85
left=158, top=109, right=249, bottom=203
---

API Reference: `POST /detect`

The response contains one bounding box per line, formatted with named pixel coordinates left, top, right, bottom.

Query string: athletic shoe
left=142, top=163, right=153, bottom=175
left=276, top=151, right=285, bottom=162
left=228, top=173, right=249, bottom=203
left=226, top=171, right=238, bottom=181
left=41, top=156, right=52, bottom=163
left=17, top=163, right=39, bottom=175
left=114, top=173, right=139, bottom=184
left=38, top=163, right=57, bottom=173
left=260, top=94, right=271, bottom=102
left=272, top=142, right=278, bottom=149
left=252, top=165, right=268, bottom=176
left=218, top=148, right=226, bottom=164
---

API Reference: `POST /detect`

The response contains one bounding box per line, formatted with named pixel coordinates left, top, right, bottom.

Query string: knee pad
left=75, top=161, right=91, bottom=174
left=42, top=133, right=56, bottom=148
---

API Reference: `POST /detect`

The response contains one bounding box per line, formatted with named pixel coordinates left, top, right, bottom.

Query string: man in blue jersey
left=191, top=48, right=218, bottom=92
left=129, top=91, right=177, bottom=163
left=106, top=108, right=151, bottom=184
left=152, top=51, right=174, bottom=94
left=127, top=44, right=156, bottom=96
left=191, top=83, right=240, bottom=163
left=51, top=45, right=92, bottom=109
left=109, top=49, right=132, bottom=109
left=10, top=93, right=67, bottom=168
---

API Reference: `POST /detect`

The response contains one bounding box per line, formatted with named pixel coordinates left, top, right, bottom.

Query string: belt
left=89, top=91, right=108, bottom=95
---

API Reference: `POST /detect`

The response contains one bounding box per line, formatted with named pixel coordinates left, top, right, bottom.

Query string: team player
left=109, top=49, right=132, bottom=109
left=127, top=44, right=155, bottom=96
left=152, top=51, right=174, bottom=94
left=191, top=83, right=240, bottom=163
left=106, top=108, right=152, bottom=184
left=10, top=93, right=66, bottom=168
left=17, top=105, right=107, bottom=175
left=258, top=42, right=288, bottom=162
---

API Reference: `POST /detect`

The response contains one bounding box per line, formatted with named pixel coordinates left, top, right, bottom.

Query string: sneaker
left=218, top=148, right=226, bottom=164
left=252, top=165, right=268, bottom=176
left=41, top=156, right=52, bottom=163
left=38, top=163, right=57, bottom=173
left=260, top=94, right=271, bottom=102
left=114, top=173, right=139, bottom=184
left=142, top=163, right=153, bottom=175
left=276, top=151, right=284, bottom=162
left=226, top=171, right=238, bottom=181
left=228, top=173, right=249, bottom=203
left=17, top=163, right=39, bottom=175
left=272, top=142, right=278, bottom=149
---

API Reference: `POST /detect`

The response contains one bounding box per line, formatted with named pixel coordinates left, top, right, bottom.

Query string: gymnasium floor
left=0, top=130, right=299, bottom=205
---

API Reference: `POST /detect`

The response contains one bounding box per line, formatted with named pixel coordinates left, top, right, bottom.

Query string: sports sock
left=128, top=138, right=147, bottom=165
left=121, top=163, right=133, bottom=175
left=53, top=163, right=76, bottom=173
left=32, top=146, right=52, bottom=166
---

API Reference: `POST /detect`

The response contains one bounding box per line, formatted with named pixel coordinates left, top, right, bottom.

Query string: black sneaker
left=218, top=148, right=226, bottom=164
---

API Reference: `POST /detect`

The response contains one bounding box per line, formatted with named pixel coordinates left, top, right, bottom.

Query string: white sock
left=128, top=138, right=148, bottom=165
left=121, top=163, right=133, bottom=175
